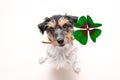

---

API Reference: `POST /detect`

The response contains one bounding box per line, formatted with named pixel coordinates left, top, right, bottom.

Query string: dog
left=38, top=14, right=80, bottom=80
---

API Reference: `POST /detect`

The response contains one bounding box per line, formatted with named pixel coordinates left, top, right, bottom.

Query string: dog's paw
left=73, top=67, right=80, bottom=74
left=39, top=57, right=47, bottom=64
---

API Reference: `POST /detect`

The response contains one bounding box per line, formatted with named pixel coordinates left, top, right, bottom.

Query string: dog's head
left=38, top=15, right=78, bottom=46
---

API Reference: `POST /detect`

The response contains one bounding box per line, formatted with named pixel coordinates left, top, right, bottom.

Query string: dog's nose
left=57, top=40, right=64, bottom=44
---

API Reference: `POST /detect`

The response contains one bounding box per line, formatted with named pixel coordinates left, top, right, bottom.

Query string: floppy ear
left=38, top=17, right=50, bottom=34
left=65, top=15, right=78, bottom=24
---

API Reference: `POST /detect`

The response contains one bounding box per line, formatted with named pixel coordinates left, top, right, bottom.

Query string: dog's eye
left=50, top=27, right=54, bottom=31
left=63, top=24, right=67, bottom=28
left=63, top=23, right=72, bottom=28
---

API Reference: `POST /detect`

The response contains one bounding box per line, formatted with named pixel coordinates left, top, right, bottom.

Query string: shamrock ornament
left=73, top=15, right=102, bottom=45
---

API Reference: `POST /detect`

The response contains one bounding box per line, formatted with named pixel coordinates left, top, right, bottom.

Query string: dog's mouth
left=57, top=40, right=65, bottom=47
left=59, top=44, right=65, bottom=47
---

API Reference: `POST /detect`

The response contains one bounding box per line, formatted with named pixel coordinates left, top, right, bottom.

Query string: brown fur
left=47, top=32, right=57, bottom=45
left=58, top=17, right=69, bottom=27
left=47, top=28, right=73, bottom=46
left=46, top=16, right=74, bottom=46
left=64, top=28, right=73, bottom=44
left=47, top=19, right=56, bottom=28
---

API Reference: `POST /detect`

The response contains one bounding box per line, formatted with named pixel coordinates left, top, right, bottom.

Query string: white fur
left=39, top=42, right=80, bottom=73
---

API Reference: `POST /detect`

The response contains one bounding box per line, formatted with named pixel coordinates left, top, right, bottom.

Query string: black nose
left=57, top=40, right=64, bottom=44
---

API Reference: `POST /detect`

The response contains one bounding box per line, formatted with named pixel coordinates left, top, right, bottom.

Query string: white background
left=0, top=0, right=120, bottom=80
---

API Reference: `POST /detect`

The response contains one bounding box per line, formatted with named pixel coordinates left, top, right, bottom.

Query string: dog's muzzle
left=57, top=40, right=64, bottom=44
left=57, top=36, right=64, bottom=46
left=57, top=39, right=64, bottom=45
left=54, top=28, right=64, bottom=46
left=54, top=28, right=68, bottom=46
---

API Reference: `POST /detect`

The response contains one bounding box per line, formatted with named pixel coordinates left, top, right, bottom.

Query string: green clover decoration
left=73, top=15, right=102, bottom=45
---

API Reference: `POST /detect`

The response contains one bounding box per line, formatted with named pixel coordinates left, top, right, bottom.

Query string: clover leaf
left=73, top=15, right=102, bottom=45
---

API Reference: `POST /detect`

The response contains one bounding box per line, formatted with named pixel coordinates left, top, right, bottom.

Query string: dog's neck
left=47, top=41, right=74, bottom=55
left=47, top=41, right=77, bottom=69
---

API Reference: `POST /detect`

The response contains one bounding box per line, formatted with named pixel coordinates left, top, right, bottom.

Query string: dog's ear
left=38, top=17, right=50, bottom=34
left=65, top=15, right=78, bottom=24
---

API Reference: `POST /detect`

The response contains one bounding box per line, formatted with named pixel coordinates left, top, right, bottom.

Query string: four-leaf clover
left=73, top=15, right=102, bottom=45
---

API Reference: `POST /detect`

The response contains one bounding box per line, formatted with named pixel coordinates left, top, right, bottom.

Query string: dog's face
left=38, top=15, right=78, bottom=46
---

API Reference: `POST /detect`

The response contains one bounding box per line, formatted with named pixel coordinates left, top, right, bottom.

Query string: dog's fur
left=38, top=14, right=80, bottom=80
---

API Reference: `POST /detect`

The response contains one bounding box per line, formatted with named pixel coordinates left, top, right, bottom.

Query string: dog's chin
left=54, top=43, right=65, bottom=47
left=59, top=44, right=65, bottom=47
left=53, top=42, right=71, bottom=47
left=56, top=42, right=71, bottom=47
